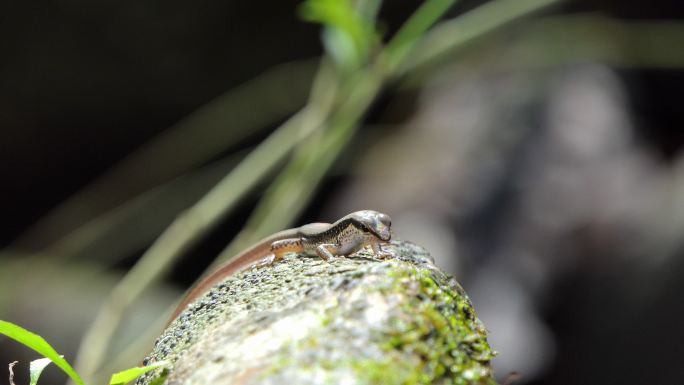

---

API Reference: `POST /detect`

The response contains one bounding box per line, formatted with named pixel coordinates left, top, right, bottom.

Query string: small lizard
left=169, top=210, right=393, bottom=322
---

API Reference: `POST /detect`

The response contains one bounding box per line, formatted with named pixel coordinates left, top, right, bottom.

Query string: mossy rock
left=137, top=240, right=497, bottom=385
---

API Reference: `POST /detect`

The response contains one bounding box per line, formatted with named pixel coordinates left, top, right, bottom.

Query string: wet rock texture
left=137, top=240, right=497, bottom=385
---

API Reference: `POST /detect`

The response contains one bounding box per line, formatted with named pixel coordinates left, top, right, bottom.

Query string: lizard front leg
left=371, top=240, right=396, bottom=259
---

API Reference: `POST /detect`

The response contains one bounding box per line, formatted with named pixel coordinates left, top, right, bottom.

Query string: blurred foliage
left=300, top=0, right=381, bottom=69
left=3, top=0, right=684, bottom=384
left=67, top=1, right=562, bottom=382
left=1, top=319, right=168, bottom=385
left=0, top=320, right=85, bottom=385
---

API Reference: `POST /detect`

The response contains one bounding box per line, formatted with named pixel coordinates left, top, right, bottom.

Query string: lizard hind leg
left=256, top=238, right=304, bottom=269
left=269, top=238, right=305, bottom=263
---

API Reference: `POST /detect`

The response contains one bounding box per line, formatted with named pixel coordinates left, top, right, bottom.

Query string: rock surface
left=137, top=240, right=497, bottom=385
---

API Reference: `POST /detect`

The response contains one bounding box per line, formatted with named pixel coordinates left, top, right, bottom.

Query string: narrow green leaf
left=386, top=0, right=458, bottom=67
left=0, top=320, right=85, bottom=385
left=299, top=0, right=377, bottom=67
left=109, top=361, right=169, bottom=385
left=30, top=357, right=58, bottom=385
left=357, top=0, right=382, bottom=22
left=299, top=0, right=362, bottom=40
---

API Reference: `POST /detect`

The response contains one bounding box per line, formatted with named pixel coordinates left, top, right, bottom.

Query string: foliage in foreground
left=0, top=320, right=167, bottom=385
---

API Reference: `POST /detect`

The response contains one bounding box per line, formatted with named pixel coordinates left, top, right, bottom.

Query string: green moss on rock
left=137, top=240, right=497, bottom=385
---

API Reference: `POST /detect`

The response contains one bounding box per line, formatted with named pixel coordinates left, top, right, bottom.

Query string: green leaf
left=299, top=0, right=377, bottom=68
left=109, top=361, right=169, bottom=385
left=386, top=0, right=458, bottom=68
left=299, top=0, right=364, bottom=40
left=0, top=320, right=85, bottom=385
left=30, top=357, right=58, bottom=385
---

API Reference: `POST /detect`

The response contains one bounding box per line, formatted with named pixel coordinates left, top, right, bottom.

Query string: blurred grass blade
left=505, top=16, right=684, bottom=69
left=0, top=320, right=85, bottom=385
left=300, top=0, right=377, bottom=69
left=401, top=0, right=562, bottom=74
left=13, top=59, right=317, bottom=251
left=386, top=0, right=458, bottom=68
left=95, top=311, right=170, bottom=382
left=108, top=361, right=168, bottom=385
left=30, top=357, right=58, bottom=385
left=357, top=0, right=382, bottom=21
left=300, top=0, right=369, bottom=51
left=48, top=152, right=244, bottom=265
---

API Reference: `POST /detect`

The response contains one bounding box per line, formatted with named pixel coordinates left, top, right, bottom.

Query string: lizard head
left=349, top=210, right=392, bottom=241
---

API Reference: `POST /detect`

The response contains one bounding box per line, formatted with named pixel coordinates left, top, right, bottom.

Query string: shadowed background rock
left=137, top=240, right=496, bottom=385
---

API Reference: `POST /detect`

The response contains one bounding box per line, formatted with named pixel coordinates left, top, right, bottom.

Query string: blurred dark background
left=1, top=0, right=684, bottom=384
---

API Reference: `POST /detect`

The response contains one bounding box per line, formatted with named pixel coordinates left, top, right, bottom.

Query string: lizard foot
left=372, top=243, right=398, bottom=260
left=253, top=253, right=278, bottom=269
